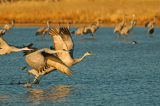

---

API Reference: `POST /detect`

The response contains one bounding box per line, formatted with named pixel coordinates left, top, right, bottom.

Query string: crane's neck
left=122, top=15, right=125, bottom=24
left=131, top=15, right=136, bottom=26
left=67, top=22, right=70, bottom=30
left=153, top=16, right=156, bottom=23
left=11, top=20, right=14, bottom=27
left=73, top=53, right=87, bottom=65
left=47, top=21, right=50, bottom=28
left=96, top=20, right=100, bottom=27
left=12, top=47, right=30, bottom=52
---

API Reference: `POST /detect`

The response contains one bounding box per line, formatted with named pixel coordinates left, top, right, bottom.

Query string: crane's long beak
left=91, top=53, right=96, bottom=55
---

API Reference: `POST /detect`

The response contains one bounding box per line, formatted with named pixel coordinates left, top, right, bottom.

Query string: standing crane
left=145, top=16, right=157, bottom=28
left=3, top=20, right=15, bottom=31
left=0, top=28, right=5, bottom=36
left=35, top=20, right=51, bottom=39
left=75, top=20, right=100, bottom=40
left=144, top=16, right=157, bottom=35
left=118, top=14, right=136, bottom=40
left=113, top=14, right=126, bottom=33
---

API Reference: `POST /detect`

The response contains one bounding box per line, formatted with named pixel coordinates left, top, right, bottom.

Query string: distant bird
left=74, top=26, right=85, bottom=40
left=113, top=14, right=126, bottom=33
left=0, top=29, right=5, bottom=36
left=49, top=27, right=96, bottom=67
left=67, top=22, right=70, bottom=30
left=145, top=16, right=157, bottom=28
left=23, top=48, right=72, bottom=85
left=66, top=22, right=74, bottom=34
left=131, top=41, right=137, bottom=45
left=3, top=20, right=15, bottom=31
left=147, top=25, right=154, bottom=35
left=144, top=16, right=157, bottom=35
left=75, top=20, right=100, bottom=40
left=0, top=37, right=33, bottom=55
left=35, top=20, right=51, bottom=38
left=88, top=19, right=101, bottom=37
left=118, top=14, right=136, bottom=40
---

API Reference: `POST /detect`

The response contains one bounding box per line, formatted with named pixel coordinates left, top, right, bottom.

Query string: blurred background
left=0, top=0, right=159, bottom=26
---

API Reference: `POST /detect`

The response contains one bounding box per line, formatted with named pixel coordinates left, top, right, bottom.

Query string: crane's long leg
left=27, top=72, right=31, bottom=83
left=32, top=75, right=40, bottom=84
left=81, top=34, right=83, bottom=40
left=91, top=33, right=95, bottom=39
left=124, top=34, right=128, bottom=41
left=117, top=34, right=121, bottom=40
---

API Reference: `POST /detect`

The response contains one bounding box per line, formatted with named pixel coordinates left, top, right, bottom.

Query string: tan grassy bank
left=0, top=0, right=159, bottom=26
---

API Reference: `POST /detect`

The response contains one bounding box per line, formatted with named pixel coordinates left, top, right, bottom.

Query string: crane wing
left=61, top=27, right=74, bottom=51
left=46, top=55, right=72, bottom=77
left=49, top=28, right=73, bottom=66
left=0, top=37, right=9, bottom=48
left=60, top=27, right=74, bottom=57
left=49, top=27, right=68, bottom=50
left=25, top=50, right=49, bottom=72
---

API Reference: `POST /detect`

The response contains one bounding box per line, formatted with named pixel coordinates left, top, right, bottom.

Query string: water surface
left=0, top=27, right=160, bottom=106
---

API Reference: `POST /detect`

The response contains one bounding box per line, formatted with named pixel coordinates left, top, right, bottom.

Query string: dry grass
left=0, top=0, right=159, bottom=26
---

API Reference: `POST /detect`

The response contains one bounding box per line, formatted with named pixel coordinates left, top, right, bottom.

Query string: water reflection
left=0, top=94, right=10, bottom=102
left=27, top=85, right=74, bottom=104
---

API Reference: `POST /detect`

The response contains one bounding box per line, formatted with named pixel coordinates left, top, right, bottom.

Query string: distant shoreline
left=0, top=0, right=159, bottom=27
left=3, top=23, right=159, bottom=27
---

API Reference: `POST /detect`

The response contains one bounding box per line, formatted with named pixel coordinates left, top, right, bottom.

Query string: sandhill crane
left=23, top=27, right=95, bottom=87
left=75, top=20, right=100, bottom=40
left=0, top=37, right=33, bottom=55
left=35, top=20, right=51, bottom=38
left=49, top=27, right=95, bottom=67
left=113, top=14, right=126, bottom=33
left=66, top=22, right=74, bottom=34
left=3, top=20, right=15, bottom=31
left=23, top=48, right=72, bottom=86
left=75, top=26, right=85, bottom=40
left=147, top=25, right=154, bottom=35
left=118, top=14, right=136, bottom=40
left=0, top=28, right=5, bottom=36
left=145, top=16, right=157, bottom=28
left=144, top=16, right=157, bottom=35
left=67, top=22, right=70, bottom=30
left=89, top=19, right=101, bottom=36
left=25, top=48, right=69, bottom=73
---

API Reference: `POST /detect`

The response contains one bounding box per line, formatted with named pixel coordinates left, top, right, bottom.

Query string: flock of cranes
left=0, top=15, right=158, bottom=88
left=74, top=19, right=100, bottom=40
left=0, top=20, right=96, bottom=88
left=113, top=14, right=158, bottom=41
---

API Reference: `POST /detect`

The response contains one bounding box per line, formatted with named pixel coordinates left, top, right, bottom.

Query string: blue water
left=0, top=27, right=160, bottom=106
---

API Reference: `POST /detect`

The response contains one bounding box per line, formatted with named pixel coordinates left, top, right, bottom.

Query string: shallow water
left=0, top=27, right=160, bottom=105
